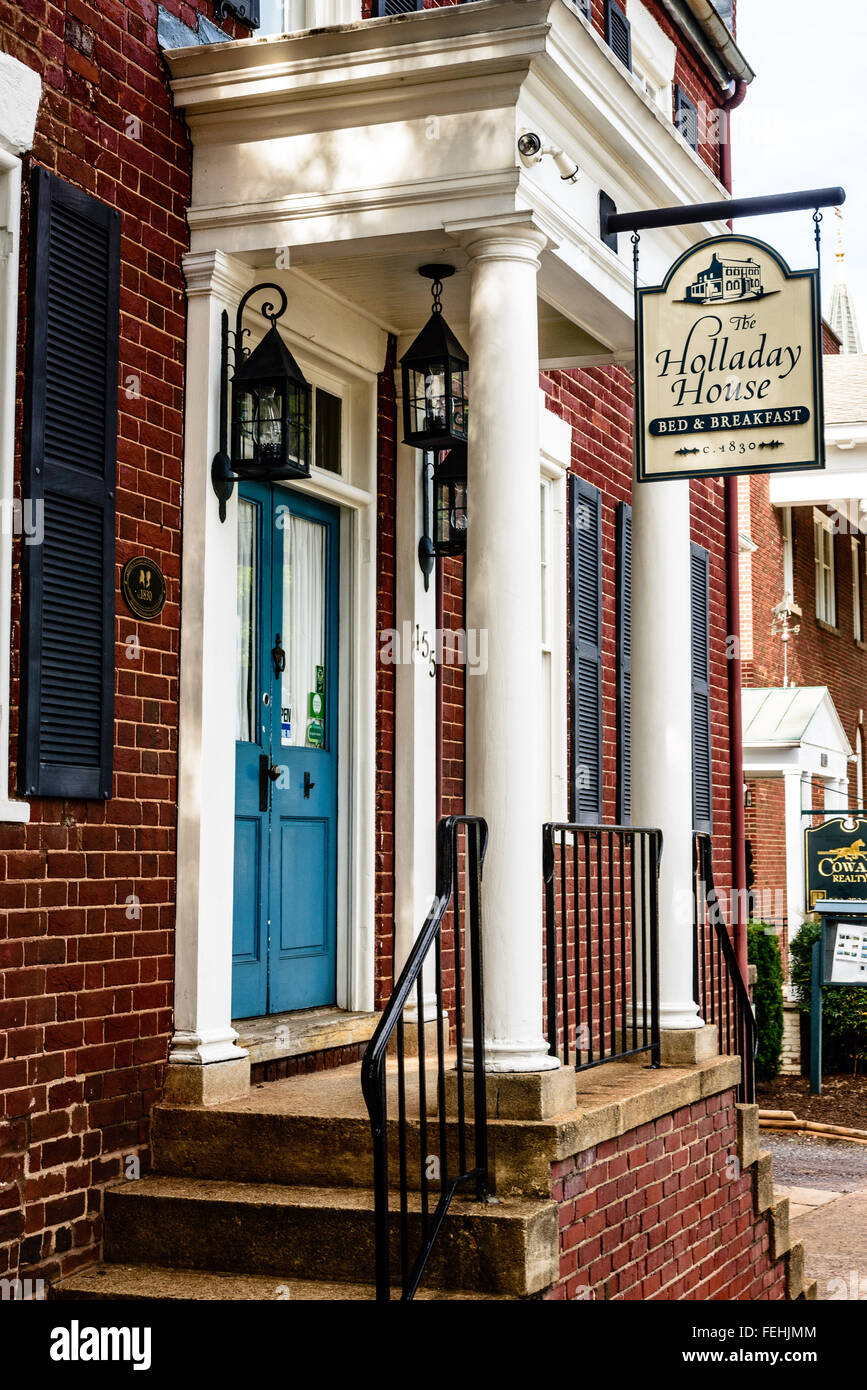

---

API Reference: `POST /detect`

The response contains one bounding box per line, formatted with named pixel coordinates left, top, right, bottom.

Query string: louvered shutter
left=674, top=85, right=699, bottom=151
left=370, top=0, right=423, bottom=13
left=570, top=476, right=602, bottom=824
left=690, top=543, right=713, bottom=835
left=616, top=501, right=632, bottom=825
left=20, top=168, right=120, bottom=799
left=605, top=0, right=632, bottom=70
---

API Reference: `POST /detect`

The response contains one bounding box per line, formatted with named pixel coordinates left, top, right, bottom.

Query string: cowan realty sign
left=806, top=816, right=867, bottom=910
left=636, top=234, right=824, bottom=482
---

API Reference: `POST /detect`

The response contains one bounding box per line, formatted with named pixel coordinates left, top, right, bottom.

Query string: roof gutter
left=659, top=0, right=755, bottom=90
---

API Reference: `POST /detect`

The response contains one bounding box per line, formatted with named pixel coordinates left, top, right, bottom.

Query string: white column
left=462, top=222, right=557, bottom=1072
left=784, top=769, right=809, bottom=939
left=168, top=251, right=251, bottom=1092
left=631, top=477, right=703, bottom=1030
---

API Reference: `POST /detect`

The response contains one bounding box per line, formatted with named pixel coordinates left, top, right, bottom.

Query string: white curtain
left=236, top=500, right=257, bottom=744
left=281, top=514, right=326, bottom=748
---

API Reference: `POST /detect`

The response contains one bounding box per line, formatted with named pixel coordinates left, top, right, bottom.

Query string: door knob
left=268, top=762, right=282, bottom=782
left=272, top=633, right=286, bottom=676
left=304, top=770, right=315, bottom=799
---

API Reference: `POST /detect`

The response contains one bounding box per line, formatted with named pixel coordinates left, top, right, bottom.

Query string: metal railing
left=693, top=832, right=756, bottom=1104
left=360, top=815, right=489, bottom=1301
left=543, top=823, right=662, bottom=1071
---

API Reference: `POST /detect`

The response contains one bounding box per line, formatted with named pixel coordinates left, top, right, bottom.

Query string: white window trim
left=540, top=391, right=569, bottom=823
left=814, top=507, right=836, bottom=626
left=625, top=0, right=675, bottom=113
left=0, top=57, right=41, bottom=823
left=258, top=0, right=357, bottom=35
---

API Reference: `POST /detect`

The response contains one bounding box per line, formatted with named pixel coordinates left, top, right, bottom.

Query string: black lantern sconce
left=211, top=283, right=312, bottom=522
left=400, top=265, right=468, bottom=451
left=433, top=443, right=467, bottom=558
left=402, top=266, right=469, bottom=584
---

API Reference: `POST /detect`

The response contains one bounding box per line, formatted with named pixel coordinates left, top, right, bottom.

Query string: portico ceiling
left=166, top=0, right=733, bottom=367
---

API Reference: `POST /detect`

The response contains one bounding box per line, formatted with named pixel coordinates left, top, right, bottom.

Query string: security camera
left=517, top=130, right=543, bottom=162
left=517, top=130, right=581, bottom=183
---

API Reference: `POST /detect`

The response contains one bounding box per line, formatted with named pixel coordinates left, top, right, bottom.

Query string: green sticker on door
left=306, top=674, right=325, bottom=747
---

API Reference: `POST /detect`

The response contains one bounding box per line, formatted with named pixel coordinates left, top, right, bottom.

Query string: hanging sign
left=805, top=816, right=867, bottom=910
left=121, top=556, right=167, bottom=621
left=636, top=234, right=824, bottom=482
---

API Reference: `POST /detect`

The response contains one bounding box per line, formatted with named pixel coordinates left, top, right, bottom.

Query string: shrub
left=789, top=917, right=867, bottom=1072
left=747, top=922, right=783, bottom=1080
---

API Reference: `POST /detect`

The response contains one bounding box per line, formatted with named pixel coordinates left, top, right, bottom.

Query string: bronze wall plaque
left=121, top=556, right=166, bottom=621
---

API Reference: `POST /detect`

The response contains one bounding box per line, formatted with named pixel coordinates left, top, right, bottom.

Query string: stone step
left=52, top=1262, right=501, bottom=1301
left=103, top=1175, right=558, bottom=1297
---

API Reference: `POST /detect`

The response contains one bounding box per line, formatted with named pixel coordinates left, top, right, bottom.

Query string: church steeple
left=829, top=208, right=863, bottom=354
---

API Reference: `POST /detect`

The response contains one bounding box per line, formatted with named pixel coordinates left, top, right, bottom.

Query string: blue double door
left=232, top=483, right=339, bottom=1019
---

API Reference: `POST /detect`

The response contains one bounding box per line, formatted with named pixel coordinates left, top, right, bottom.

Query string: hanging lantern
left=400, top=265, right=468, bottom=450
left=212, top=284, right=311, bottom=522
left=231, top=322, right=311, bottom=480
left=432, top=443, right=468, bottom=558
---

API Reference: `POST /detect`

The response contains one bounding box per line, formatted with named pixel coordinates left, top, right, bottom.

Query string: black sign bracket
left=603, top=186, right=846, bottom=239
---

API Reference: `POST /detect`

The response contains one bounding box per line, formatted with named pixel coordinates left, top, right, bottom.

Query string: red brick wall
left=743, top=473, right=867, bottom=808
left=744, top=777, right=787, bottom=941
left=545, top=1087, right=787, bottom=1300
left=0, top=0, right=247, bottom=1290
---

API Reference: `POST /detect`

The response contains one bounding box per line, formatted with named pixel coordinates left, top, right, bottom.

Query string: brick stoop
left=52, top=1057, right=815, bottom=1302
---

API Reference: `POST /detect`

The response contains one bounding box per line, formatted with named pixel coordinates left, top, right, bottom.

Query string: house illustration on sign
left=685, top=252, right=764, bottom=303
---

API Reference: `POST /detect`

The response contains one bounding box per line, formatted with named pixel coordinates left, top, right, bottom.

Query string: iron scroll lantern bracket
left=211, top=282, right=312, bottom=523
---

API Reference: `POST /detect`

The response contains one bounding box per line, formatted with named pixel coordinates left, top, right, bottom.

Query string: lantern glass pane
left=238, top=389, right=256, bottom=461
left=287, top=382, right=310, bottom=470
left=435, top=480, right=451, bottom=548
left=257, top=385, right=283, bottom=466
left=452, top=482, right=468, bottom=534
left=450, top=363, right=468, bottom=439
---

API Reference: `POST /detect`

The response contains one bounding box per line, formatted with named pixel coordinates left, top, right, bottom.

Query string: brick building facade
left=1, top=0, right=808, bottom=1303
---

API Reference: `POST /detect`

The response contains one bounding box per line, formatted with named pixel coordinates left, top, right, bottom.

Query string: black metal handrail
left=693, top=832, right=756, bottom=1104
left=360, top=815, right=488, bottom=1301
left=543, top=823, right=662, bottom=1071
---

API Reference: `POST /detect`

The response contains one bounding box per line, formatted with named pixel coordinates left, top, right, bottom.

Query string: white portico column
left=631, top=476, right=704, bottom=1033
left=166, top=250, right=251, bottom=1103
left=462, top=222, right=557, bottom=1073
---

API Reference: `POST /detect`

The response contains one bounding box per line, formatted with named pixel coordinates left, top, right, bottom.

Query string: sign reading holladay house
left=636, top=235, right=824, bottom=482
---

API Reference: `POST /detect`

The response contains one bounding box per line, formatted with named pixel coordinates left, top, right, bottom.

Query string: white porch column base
left=461, top=217, right=558, bottom=1074
left=632, top=475, right=703, bottom=1032
left=167, top=1028, right=248, bottom=1067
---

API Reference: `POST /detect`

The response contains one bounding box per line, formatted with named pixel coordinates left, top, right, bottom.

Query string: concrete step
left=104, top=1175, right=558, bottom=1297
left=150, top=1060, right=558, bottom=1198
left=52, top=1262, right=502, bottom=1301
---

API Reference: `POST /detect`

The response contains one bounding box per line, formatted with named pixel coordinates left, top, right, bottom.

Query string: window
left=20, top=169, right=120, bottom=799
left=813, top=509, right=836, bottom=626
left=605, top=0, right=632, bottom=71
left=570, top=476, right=602, bottom=823
left=314, top=388, right=342, bottom=474
left=616, top=501, right=632, bottom=824
left=853, top=538, right=863, bottom=642
left=691, top=543, right=712, bottom=835
left=674, top=85, right=699, bottom=151
left=370, top=0, right=422, bottom=12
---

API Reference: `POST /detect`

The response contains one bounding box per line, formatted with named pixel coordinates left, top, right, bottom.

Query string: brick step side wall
left=545, top=1093, right=810, bottom=1301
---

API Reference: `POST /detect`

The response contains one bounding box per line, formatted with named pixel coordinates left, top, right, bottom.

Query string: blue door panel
left=231, top=482, right=339, bottom=1019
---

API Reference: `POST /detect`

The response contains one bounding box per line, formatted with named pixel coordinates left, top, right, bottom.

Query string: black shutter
left=20, top=168, right=120, bottom=799
left=605, top=0, right=632, bottom=70
left=690, top=542, right=713, bottom=835
left=674, top=85, right=699, bottom=151
left=616, top=501, right=631, bottom=825
left=371, top=0, right=423, bottom=12
left=216, top=0, right=260, bottom=27
left=570, top=475, right=603, bottom=824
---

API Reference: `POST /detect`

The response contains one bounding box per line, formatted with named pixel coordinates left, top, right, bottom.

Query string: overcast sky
left=731, top=0, right=866, bottom=336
